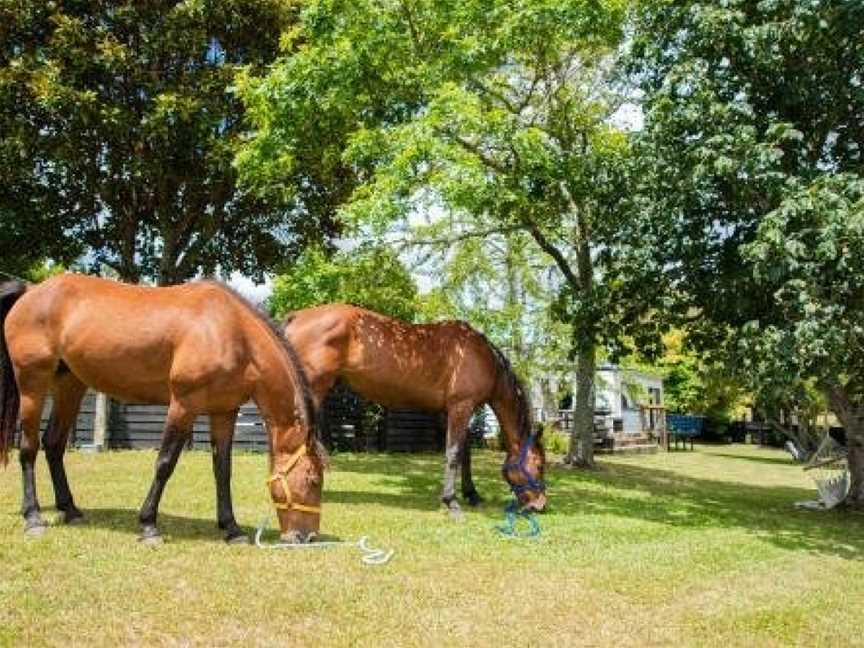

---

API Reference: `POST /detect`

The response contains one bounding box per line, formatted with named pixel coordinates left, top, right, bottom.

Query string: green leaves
left=631, top=0, right=864, bottom=410
left=268, top=245, right=419, bottom=321
left=0, top=0, right=310, bottom=284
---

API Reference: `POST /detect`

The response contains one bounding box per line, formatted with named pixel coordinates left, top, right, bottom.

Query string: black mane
left=471, top=328, right=535, bottom=442
left=202, top=281, right=319, bottom=445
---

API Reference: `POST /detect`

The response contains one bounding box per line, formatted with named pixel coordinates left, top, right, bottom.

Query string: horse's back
left=286, top=304, right=498, bottom=410
left=6, top=274, right=250, bottom=404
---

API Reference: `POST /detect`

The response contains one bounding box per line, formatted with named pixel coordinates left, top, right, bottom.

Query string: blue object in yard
left=665, top=414, right=705, bottom=451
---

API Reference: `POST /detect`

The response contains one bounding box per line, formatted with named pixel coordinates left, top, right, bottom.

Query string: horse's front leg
left=441, top=404, right=473, bottom=518
left=210, top=410, right=247, bottom=544
left=138, top=402, right=193, bottom=544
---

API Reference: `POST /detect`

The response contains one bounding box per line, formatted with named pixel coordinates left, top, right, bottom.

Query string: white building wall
left=529, top=365, right=664, bottom=434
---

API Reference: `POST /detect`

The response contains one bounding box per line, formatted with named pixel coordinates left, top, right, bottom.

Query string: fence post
left=92, top=392, right=109, bottom=450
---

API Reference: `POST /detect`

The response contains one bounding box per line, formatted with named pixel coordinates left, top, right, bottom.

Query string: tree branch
left=391, top=224, right=523, bottom=249
left=520, top=216, right=579, bottom=290
left=441, top=132, right=511, bottom=174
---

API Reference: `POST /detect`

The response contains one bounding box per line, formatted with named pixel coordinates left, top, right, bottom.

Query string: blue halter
left=502, top=432, right=546, bottom=497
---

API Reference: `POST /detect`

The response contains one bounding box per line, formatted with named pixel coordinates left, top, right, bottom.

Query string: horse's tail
left=0, top=281, right=27, bottom=466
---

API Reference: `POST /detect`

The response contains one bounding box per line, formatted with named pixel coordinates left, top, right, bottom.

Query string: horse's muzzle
left=279, top=529, right=318, bottom=544
left=523, top=492, right=547, bottom=513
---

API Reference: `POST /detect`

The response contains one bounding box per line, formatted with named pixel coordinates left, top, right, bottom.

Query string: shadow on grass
left=709, top=452, right=797, bottom=466
left=550, top=461, right=864, bottom=560
left=40, top=451, right=864, bottom=559
left=324, top=452, right=521, bottom=512
left=68, top=508, right=346, bottom=544
left=325, top=452, right=864, bottom=560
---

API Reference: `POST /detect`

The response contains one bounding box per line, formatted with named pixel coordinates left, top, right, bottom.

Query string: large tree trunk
left=849, top=436, right=864, bottom=507
left=567, top=343, right=596, bottom=468
left=825, top=386, right=864, bottom=508
left=565, top=229, right=597, bottom=468
left=539, top=377, right=559, bottom=424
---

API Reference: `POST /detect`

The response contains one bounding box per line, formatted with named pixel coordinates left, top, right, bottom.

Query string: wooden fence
left=19, top=385, right=444, bottom=454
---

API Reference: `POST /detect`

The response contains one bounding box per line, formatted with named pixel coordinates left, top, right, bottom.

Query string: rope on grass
left=254, top=517, right=394, bottom=566
left=495, top=500, right=541, bottom=539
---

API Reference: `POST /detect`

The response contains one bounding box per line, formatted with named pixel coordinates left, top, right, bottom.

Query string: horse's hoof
left=138, top=533, right=164, bottom=546
left=64, top=510, right=86, bottom=525
left=465, top=491, right=484, bottom=507
left=447, top=505, right=464, bottom=521
left=225, top=532, right=249, bottom=545
left=24, top=524, right=47, bottom=538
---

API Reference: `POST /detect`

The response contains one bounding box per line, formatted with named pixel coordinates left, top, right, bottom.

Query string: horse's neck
left=249, top=331, right=307, bottom=431
left=490, top=386, right=526, bottom=454
left=254, top=357, right=309, bottom=461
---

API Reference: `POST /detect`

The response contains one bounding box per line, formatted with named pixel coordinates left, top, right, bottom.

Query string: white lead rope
left=254, top=517, right=395, bottom=566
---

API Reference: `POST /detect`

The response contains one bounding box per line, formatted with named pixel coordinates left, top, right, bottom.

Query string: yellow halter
left=266, top=444, right=321, bottom=514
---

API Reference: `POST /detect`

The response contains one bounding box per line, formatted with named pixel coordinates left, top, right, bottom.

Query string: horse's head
left=502, top=426, right=546, bottom=512
left=267, top=443, right=325, bottom=543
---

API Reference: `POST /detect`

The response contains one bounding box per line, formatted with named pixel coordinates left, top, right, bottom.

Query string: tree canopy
left=238, top=0, right=644, bottom=466
left=0, top=0, right=338, bottom=285
left=630, top=0, right=864, bottom=500
left=268, top=245, right=419, bottom=322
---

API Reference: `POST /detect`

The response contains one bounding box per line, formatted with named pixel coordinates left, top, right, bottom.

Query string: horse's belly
left=64, top=355, right=172, bottom=405
left=60, top=325, right=175, bottom=404
left=344, top=372, right=446, bottom=411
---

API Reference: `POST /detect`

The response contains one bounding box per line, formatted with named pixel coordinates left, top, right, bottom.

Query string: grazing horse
left=0, top=274, right=324, bottom=544
left=284, top=304, right=546, bottom=515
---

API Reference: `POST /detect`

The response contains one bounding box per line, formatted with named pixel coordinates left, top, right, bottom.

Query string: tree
left=630, top=1, right=864, bottom=503
left=238, top=0, right=639, bottom=468
left=268, top=245, right=419, bottom=322
left=742, top=176, right=864, bottom=491
left=0, top=0, right=335, bottom=285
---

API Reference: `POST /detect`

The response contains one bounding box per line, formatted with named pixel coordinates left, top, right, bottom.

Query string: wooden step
left=613, top=443, right=658, bottom=454
left=611, top=434, right=655, bottom=447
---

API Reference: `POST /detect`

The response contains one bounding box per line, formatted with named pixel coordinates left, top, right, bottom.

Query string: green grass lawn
left=1, top=444, right=863, bottom=647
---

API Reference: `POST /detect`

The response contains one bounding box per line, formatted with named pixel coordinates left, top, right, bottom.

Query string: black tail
left=0, top=281, right=26, bottom=466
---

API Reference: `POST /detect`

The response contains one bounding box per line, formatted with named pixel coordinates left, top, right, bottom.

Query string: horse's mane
left=202, top=282, right=323, bottom=456
left=469, top=327, right=536, bottom=444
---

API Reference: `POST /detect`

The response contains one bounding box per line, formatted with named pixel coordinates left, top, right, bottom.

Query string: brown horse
left=284, top=304, right=546, bottom=515
left=0, top=274, right=324, bottom=544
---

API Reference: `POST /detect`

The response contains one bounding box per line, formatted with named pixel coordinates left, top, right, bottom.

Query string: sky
left=228, top=271, right=272, bottom=306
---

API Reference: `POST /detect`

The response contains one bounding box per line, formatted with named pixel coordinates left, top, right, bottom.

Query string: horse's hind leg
left=138, top=401, right=194, bottom=544
left=17, top=369, right=52, bottom=536
left=210, top=410, right=247, bottom=544
left=441, top=402, right=474, bottom=518
left=460, top=437, right=483, bottom=506
left=43, top=372, right=87, bottom=524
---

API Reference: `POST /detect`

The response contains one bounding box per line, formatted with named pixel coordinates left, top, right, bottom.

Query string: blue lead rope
left=495, top=500, right=541, bottom=538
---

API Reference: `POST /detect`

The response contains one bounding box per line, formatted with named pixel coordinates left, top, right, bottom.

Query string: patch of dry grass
left=1, top=444, right=863, bottom=647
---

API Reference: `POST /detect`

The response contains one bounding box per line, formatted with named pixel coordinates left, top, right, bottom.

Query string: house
left=532, top=363, right=665, bottom=437
left=595, top=364, right=664, bottom=435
